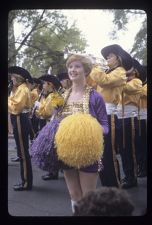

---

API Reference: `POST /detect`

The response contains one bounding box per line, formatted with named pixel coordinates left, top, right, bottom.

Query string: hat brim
left=8, top=66, right=32, bottom=82
left=132, top=59, right=147, bottom=83
left=101, top=44, right=133, bottom=70
left=57, top=72, right=69, bottom=81
left=39, top=74, right=61, bottom=90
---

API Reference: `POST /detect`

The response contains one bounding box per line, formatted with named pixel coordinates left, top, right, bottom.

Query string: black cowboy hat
left=132, top=58, right=147, bottom=83
left=101, top=44, right=133, bottom=70
left=39, top=74, right=62, bottom=90
left=57, top=72, right=69, bottom=81
left=8, top=66, right=33, bottom=83
left=32, top=77, right=42, bottom=85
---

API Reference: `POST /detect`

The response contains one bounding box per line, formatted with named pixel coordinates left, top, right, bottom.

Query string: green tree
left=8, top=10, right=88, bottom=75
left=8, top=10, right=18, bottom=66
left=108, top=9, right=147, bottom=64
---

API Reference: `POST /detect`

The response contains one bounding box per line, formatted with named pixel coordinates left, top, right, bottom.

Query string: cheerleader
left=54, top=54, right=108, bottom=213
left=30, top=54, right=108, bottom=213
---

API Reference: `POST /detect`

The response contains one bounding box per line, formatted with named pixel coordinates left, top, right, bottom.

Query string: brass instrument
left=31, top=89, right=44, bottom=118
left=8, top=80, right=13, bottom=95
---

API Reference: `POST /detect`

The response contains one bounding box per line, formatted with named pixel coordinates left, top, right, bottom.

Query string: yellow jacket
left=89, top=65, right=127, bottom=105
left=31, top=88, right=39, bottom=106
left=36, top=92, right=64, bottom=119
left=8, top=83, right=32, bottom=115
left=121, top=78, right=142, bottom=107
left=140, top=83, right=147, bottom=109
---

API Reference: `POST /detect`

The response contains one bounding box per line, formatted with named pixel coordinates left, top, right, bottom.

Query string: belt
left=22, top=109, right=31, bottom=113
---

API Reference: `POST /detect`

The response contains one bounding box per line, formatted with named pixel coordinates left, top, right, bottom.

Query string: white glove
left=34, top=101, right=41, bottom=108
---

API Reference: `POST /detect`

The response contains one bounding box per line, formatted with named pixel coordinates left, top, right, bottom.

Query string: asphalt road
left=8, top=135, right=147, bottom=217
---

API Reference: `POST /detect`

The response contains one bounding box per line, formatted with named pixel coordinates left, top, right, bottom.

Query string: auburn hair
left=66, top=54, right=93, bottom=76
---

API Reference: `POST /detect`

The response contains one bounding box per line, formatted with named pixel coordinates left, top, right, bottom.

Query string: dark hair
left=74, top=187, right=134, bottom=216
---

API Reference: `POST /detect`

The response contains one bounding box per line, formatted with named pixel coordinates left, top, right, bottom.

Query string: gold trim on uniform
left=17, top=115, right=28, bottom=188
left=131, top=116, right=137, bottom=177
left=111, top=113, right=121, bottom=188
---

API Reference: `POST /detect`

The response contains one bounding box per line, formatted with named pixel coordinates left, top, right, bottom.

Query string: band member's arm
left=8, top=85, right=31, bottom=114
left=90, top=66, right=127, bottom=88
left=123, top=78, right=142, bottom=95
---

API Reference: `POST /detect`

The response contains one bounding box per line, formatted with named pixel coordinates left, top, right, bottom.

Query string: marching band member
left=134, top=63, right=147, bottom=178
left=33, top=74, right=64, bottom=181
left=89, top=44, right=133, bottom=188
left=8, top=66, right=33, bottom=191
left=29, top=77, right=43, bottom=141
left=116, top=60, right=143, bottom=188
left=57, top=72, right=72, bottom=91
left=137, top=81, right=147, bottom=177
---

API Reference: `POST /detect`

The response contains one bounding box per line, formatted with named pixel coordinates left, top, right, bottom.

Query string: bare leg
left=79, top=171, right=98, bottom=196
left=63, top=169, right=82, bottom=201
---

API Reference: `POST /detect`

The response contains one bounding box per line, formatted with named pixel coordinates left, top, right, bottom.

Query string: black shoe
left=13, top=183, right=32, bottom=191
left=137, top=171, right=147, bottom=178
left=121, top=177, right=127, bottom=183
left=121, top=178, right=137, bottom=189
left=11, top=157, right=20, bottom=162
left=42, top=173, right=58, bottom=180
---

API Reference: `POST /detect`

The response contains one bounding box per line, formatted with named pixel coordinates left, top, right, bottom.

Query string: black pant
left=117, top=117, right=138, bottom=180
left=135, top=119, right=147, bottom=172
left=11, top=113, right=33, bottom=188
left=29, top=115, right=40, bottom=141
left=39, top=118, right=47, bottom=130
left=99, top=115, right=120, bottom=187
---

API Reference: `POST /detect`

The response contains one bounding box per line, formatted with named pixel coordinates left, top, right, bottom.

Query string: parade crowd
left=8, top=44, right=147, bottom=216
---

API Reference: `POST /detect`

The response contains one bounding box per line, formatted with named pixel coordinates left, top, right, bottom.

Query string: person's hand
left=126, top=67, right=134, bottom=75
left=34, top=101, right=41, bottom=108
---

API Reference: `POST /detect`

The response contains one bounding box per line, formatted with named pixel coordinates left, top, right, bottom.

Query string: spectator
left=74, top=187, right=134, bottom=216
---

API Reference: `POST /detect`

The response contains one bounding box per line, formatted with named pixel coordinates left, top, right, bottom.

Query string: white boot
left=71, top=199, right=78, bottom=214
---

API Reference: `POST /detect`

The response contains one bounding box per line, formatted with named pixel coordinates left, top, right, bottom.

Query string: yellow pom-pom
left=55, top=113, right=104, bottom=169
left=51, top=93, right=64, bottom=107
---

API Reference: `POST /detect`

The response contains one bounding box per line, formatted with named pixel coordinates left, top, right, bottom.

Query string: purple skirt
left=59, top=157, right=104, bottom=173
left=30, top=114, right=64, bottom=173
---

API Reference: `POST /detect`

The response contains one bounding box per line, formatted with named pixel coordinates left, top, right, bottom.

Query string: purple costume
left=30, top=87, right=109, bottom=173
left=89, top=89, right=109, bottom=136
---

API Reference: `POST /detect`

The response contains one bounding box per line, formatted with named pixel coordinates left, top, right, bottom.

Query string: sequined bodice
left=61, top=102, right=84, bottom=116
left=57, top=86, right=92, bottom=117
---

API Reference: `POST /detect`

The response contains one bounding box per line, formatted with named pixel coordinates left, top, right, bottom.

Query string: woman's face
left=106, top=53, right=120, bottom=68
left=67, top=61, right=87, bottom=83
left=43, top=81, right=54, bottom=93
left=60, top=79, right=71, bottom=89
left=11, top=75, right=20, bottom=87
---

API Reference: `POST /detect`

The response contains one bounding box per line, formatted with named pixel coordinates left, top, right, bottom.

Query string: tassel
left=111, top=114, right=121, bottom=188
left=131, top=116, right=137, bottom=177
left=122, top=91, right=125, bottom=149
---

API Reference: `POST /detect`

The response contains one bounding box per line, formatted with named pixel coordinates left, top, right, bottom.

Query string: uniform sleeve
left=86, top=74, right=97, bottom=89
left=36, top=95, right=54, bottom=119
left=93, top=93, right=109, bottom=135
left=31, top=89, right=39, bottom=106
left=140, top=84, right=147, bottom=97
left=123, top=78, right=142, bottom=94
left=37, top=93, right=64, bottom=119
left=90, top=66, right=127, bottom=88
left=8, top=87, right=29, bottom=114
